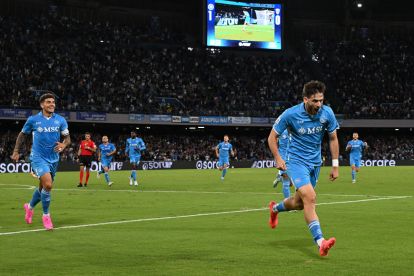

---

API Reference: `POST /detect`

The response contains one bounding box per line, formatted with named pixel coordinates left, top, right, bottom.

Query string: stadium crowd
left=306, top=29, right=414, bottom=119
left=1, top=130, right=412, bottom=163
left=0, top=12, right=412, bottom=119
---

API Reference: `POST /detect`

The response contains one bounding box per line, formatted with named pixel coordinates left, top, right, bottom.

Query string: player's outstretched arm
left=268, top=129, right=286, bottom=171
left=11, top=132, right=27, bottom=162
left=329, top=130, right=339, bottom=181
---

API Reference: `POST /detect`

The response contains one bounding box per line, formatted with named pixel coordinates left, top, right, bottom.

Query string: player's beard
left=305, top=102, right=319, bottom=115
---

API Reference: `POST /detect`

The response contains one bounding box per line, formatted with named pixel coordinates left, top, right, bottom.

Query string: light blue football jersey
left=273, top=103, right=339, bottom=166
left=217, top=142, right=233, bottom=159
left=22, top=112, right=69, bottom=163
left=126, top=137, right=146, bottom=156
left=347, top=139, right=365, bottom=158
left=99, top=143, right=116, bottom=161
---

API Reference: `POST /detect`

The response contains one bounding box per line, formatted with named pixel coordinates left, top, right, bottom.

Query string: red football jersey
left=79, top=140, right=96, bottom=156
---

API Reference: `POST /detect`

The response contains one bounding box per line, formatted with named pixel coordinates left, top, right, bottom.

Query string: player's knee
left=42, top=181, right=53, bottom=191
left=303, top=193, right=317, bottom=206
left=297, top=201, right=304, bottom=210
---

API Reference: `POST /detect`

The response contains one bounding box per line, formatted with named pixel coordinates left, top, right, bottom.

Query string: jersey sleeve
left=217, top=143, right=221, bottom=150
left=139, top=139, right=146, bottom=151
left=326, top=107, right=339, bottom=134
left=273, top=110, right=289, bottom=136
left=21, top=116, right=34, bottom=134
left=111, top=144, right=116, bottom=151
left=60, top=118, right=69, bottom=136
left=125, top=139, right=129, bottom=154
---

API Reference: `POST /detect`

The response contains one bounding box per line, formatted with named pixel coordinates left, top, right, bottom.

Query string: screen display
left=205, top=0, right=282, bottom=50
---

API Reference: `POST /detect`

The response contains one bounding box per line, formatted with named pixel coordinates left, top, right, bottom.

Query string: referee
left=77, top=132, right=96, bottom=187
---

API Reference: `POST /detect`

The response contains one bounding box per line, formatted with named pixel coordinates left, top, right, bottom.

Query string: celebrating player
left=11, top=93, right=70, bottom=230
left=77, top=132, right=96, bottom=187
left=126, top=130, right=146, bottom=186
left=272, top=129, right=292, bottom=199
left=97, top=135, right=116, bottom=187
left=267, top=81, right=339, bottom=256
left=346, top=132, right=368, bottom=183
left=215, top=135, right=235, bottom=180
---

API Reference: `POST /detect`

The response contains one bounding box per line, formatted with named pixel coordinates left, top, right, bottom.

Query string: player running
left=215, top=135, right=235, bottom=180
left=97, top=135, right=116, bottom=187
left=11, top=93, right=71, bottom=230
left=126, top=130, right=146, bottom=186
left=77, top=132, right=96, bottom=187
left=267, top=81, right=339, bottom=256
left=272, top=129, right=292, bottom=199
left=346, top=132, right=368, bottom=183
left=242, top=9, right=251, bottom=31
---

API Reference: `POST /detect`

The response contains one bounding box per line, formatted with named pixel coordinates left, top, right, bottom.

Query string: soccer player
left=126, top=130, right=146, bottom=186
left=346, top=132, right=368, bottom=183
left=242, top=9, right=251, bottom=31
left=11, top=93, right=70, bottom=230
left=267, top=81, right=339, bottom=256
left=97, top=135, right=116, bottom=187
left=215, top=135, right=235, bottom=180
left=272, top=129, right=292, bottom=199
left=77, top=132, right=96, bottom=187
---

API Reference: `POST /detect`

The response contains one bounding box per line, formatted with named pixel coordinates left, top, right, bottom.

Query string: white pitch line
left=0, top=185, right=404, bottom=198
left=0, top=195, right=411, bottom=236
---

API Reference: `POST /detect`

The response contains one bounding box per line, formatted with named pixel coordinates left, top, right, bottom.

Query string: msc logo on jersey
left=298, top=126, right=324, bottom=135
left=37, top=126, right=60, bottom=133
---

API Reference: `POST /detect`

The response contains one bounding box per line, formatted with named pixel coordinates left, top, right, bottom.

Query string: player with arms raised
left=97, top=135, right=116, bottom=187
left=267, top=81, right=339, bottom=256
left=77, top=132, right=96, bottom=187
left=126, top=130, right=146, bottom=186
left=272, top=129, right=292, bottom=199
left=12, top=93, right=71, bottom=230
left=215, top=135, right=235, bottom=180
left=346, top=132, right=368, bottom=183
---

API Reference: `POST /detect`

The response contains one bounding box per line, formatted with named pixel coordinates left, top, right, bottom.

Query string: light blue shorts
left=101, top=159, right=112, bottom=169
left=217, top=158, right=230, bottom=167
left=129, top=155, right=141, bottom=165
left=286, top=161, right=320, bottom=189
left=350, top=156, right=361, bottom=168
left=31, top=158, right=59, bottom=181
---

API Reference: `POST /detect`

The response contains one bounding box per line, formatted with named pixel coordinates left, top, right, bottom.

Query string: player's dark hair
left=224, top=134, right=229, bottom=138
left=39, top=93, right=55, bottom=103
left=85, top=132, right=91, bottom=135
left=302, top=80, right=326, bottom=98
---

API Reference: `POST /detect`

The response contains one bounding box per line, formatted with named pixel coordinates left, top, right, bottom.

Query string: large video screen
left=205, top=0, right=282, bottom=50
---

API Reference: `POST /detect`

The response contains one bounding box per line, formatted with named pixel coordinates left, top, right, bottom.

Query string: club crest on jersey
left=54, top=119, right=60, bottom=125
left=319, top=117, right=327, bottom=124
left=298, top=127, right=306, bottom=135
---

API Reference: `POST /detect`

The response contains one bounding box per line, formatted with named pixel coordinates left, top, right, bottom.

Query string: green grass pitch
left=215, top=25, right=274, bottom=42
left=0, top=167, right=413, bottom=275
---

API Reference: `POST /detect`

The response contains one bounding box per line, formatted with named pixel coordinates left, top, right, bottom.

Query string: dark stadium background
left=0, top=0, right=413, bottom=168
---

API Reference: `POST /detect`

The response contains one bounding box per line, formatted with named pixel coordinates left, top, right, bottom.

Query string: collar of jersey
left=38, top=111, right=55, bottom=120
